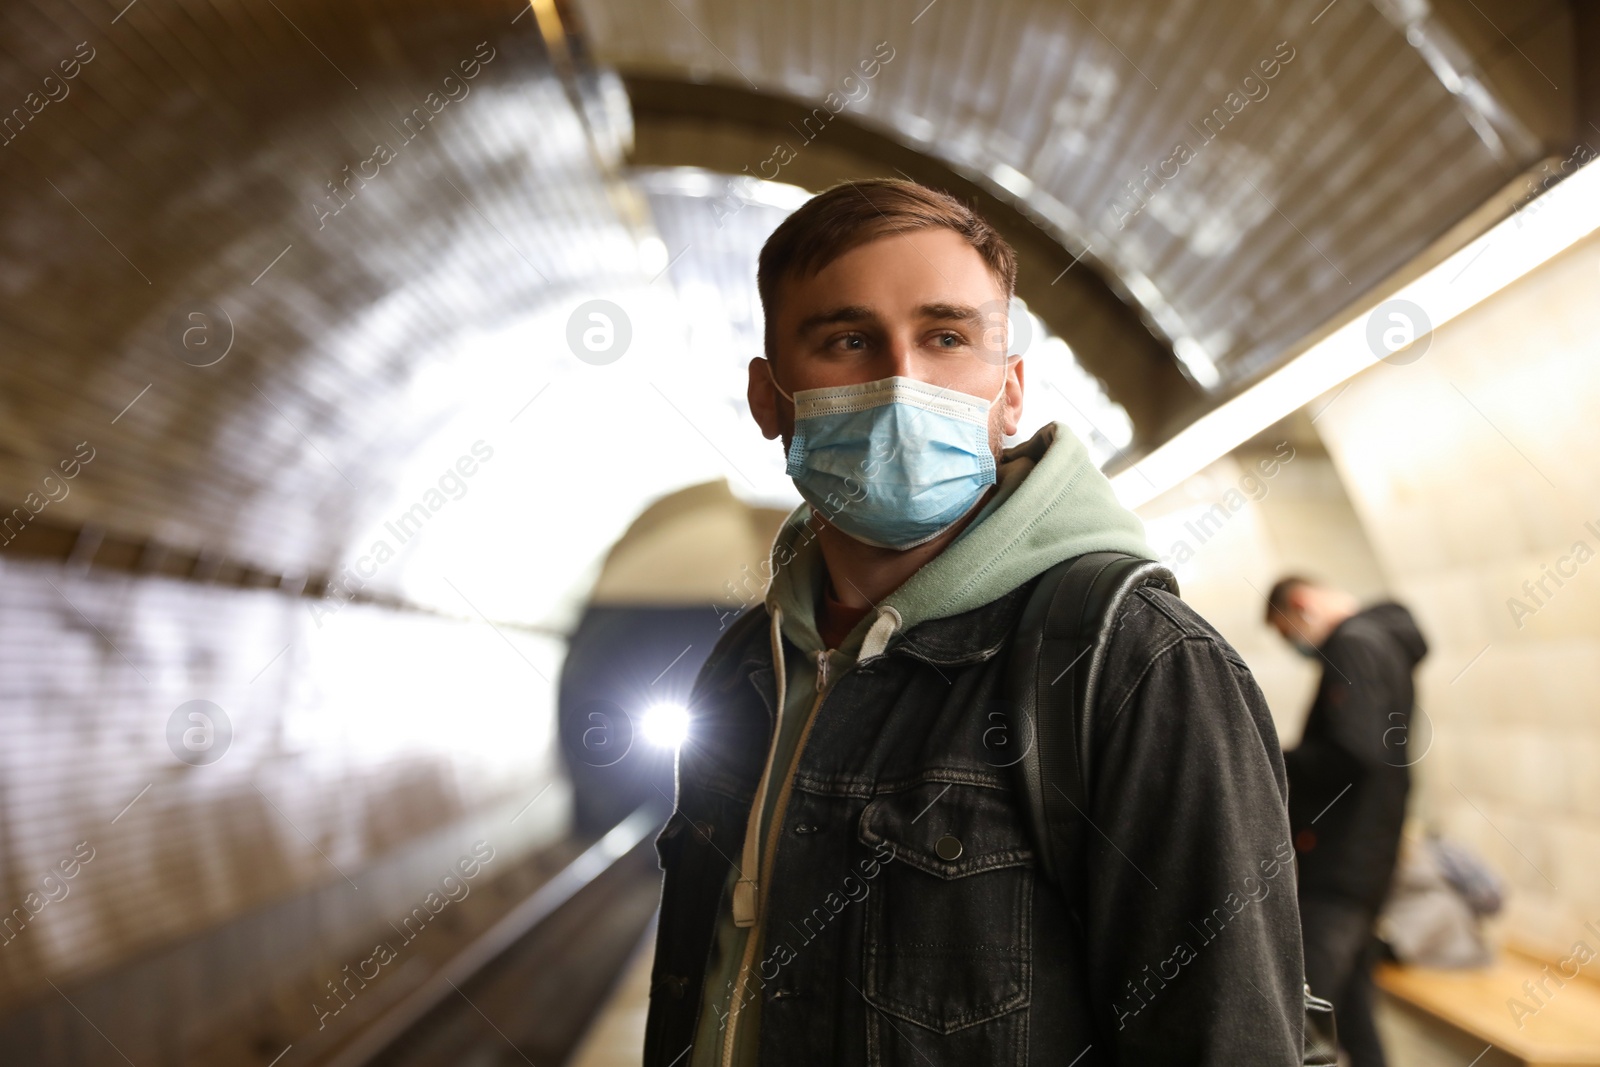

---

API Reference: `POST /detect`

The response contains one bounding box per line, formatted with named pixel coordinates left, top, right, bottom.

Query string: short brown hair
left=756, top=178, right=1018, bottom=359
left=1265, top=575, right=1313, bottom=623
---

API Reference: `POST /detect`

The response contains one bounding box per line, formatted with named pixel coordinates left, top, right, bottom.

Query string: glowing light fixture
left=637, top=235, right=669, bottom=276
left=1109, top=158, right=1600, bottom=509
left=641, top=703, right=691, bottom=749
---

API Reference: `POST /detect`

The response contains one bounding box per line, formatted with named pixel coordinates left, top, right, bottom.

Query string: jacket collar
left=740, top=578, right=1033, bottom=718
left=880, top=580, right=1033, bottom=666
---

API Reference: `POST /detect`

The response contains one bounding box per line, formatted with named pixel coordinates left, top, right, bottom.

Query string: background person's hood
left=1348, top=601, right=1430, bottom=666
left=764, top=420, right=1156, bottom=660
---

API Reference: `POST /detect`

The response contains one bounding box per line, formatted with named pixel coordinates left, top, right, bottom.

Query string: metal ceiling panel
left=578, top=0, right=1550, bottom=386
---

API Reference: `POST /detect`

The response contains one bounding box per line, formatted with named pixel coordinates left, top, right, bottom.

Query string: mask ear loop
left=764, top=360, right=796, bottom=405
left=765, top=361, right=808, bottom=476
left=990, top=357, right=1010, bottom=407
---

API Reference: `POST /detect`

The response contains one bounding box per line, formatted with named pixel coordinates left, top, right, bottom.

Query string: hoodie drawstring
left=722, top=601, right=903, bottom=1065
left=732, top=603, right=900, bottom=927
left=859, top=606, right=901, bottom=661
left=732, top=604, right=789, bottom=927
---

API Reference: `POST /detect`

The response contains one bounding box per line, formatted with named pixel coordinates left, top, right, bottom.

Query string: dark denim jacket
left=645, top=577, right=1305, bottom=1066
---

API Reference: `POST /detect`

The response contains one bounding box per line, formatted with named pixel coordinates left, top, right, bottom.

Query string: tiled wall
left=1310, top=229, right=1600, bottom=957
left=0, top=556, right=567, bottom=1019
left=1137, top=436, right=1388, bottom=745
left=1143, top=227, right=1600, bottom=960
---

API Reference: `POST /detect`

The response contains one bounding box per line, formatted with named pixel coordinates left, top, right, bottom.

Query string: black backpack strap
left=1008, top=551, right=1178, bottom=888
left=1008, top=551, right=1339, bottom=1065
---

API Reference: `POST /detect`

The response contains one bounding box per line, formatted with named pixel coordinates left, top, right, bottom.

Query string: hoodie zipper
left=721, top=647, right=837, bottom=1067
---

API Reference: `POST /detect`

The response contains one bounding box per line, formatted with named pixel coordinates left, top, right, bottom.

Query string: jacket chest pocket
left=857, top=781, right=1033, bottom=1064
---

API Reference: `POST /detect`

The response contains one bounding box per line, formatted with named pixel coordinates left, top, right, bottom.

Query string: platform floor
left=569, top=927, right=659, bottom=1067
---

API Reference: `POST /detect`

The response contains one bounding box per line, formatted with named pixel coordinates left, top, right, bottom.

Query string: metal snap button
left=695, top=821, right=715, bottom=841
left=792, top=823, right=818, bottom=835
left=935, top=834, right=963, bottom=861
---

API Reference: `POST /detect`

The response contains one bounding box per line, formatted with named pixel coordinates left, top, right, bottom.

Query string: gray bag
left=1378, top=835, right=1498, bottom=968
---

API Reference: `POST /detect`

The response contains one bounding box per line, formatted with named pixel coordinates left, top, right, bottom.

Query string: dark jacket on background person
left=644, top=424, right=1306, bottom=1067
left=1284, top=602, right=1428, bottom=912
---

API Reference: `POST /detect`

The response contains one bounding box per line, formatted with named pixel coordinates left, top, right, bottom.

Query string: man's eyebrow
left=793, top=302, right=988, bottom=336
left=794, top=304, right=875, bottom=336
left=916, top=302, right=985, bottom=326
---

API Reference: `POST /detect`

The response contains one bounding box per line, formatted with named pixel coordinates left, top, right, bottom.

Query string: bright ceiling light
left=1109, top=157, right=1600, bottom=509
left=637, top=235, right=669, bottom=276
left=641, top=703, right=691, bottom=749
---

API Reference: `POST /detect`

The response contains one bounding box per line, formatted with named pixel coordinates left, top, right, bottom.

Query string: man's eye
left=834, top=335, right=866, bottom=350
left=934, top=333, right=964, bottom=347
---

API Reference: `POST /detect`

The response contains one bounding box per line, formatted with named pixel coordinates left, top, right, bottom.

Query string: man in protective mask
left=645, top=179, right=1306, bottom=1066
left=1268, top=576, right=1429, bottom=1067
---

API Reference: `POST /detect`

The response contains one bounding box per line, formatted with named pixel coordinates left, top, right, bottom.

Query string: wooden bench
left=1375, top=949, right=1600, bottom=1067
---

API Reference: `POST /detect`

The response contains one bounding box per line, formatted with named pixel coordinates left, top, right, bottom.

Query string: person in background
left=1267, top=576, right=1430, bottom=1067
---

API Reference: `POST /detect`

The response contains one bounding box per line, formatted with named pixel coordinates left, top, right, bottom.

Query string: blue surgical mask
left=769, top=368, right=1004, bottom=550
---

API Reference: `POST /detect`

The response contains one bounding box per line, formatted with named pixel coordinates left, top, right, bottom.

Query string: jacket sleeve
left=1084, top=613, right=1305, bottom=1066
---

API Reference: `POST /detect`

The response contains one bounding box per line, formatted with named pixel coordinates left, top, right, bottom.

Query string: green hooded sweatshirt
left=691, top=421, right=1154, bottom=1067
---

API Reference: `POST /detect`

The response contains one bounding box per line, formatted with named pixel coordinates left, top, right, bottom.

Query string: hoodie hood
left=1355, top=601, right=1429, bottom=666
left=765, top=420, right=1155, bottom=660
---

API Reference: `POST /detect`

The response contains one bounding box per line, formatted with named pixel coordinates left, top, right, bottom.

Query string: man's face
left=1271, top=587, right=1333, bottom=651
left=748, top=227, right=1024, bottom=455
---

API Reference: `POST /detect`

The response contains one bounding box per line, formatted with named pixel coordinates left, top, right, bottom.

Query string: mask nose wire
left=763, top=356, right=1008, bottom=413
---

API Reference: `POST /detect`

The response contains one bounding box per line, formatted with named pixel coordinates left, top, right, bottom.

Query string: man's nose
left=882, top=334, right=917, bottom=378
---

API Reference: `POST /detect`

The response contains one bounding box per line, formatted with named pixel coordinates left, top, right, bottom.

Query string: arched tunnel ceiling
left=579, top=0, right=1565, bottom=390
left=0, top=0, right=681, bottom=626
left=0, top=0, right=1126, bottom=630
left=620, top=79, right=1201, bottom=442
left=0, top=0, right=1573, bottom=631
left=634, top=165, right=1140, bottom=459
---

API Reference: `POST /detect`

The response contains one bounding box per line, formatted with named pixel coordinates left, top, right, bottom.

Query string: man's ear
left=1002, top=357, right=1024, bottom=437
left=748, top=357, right=782, bottom=440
